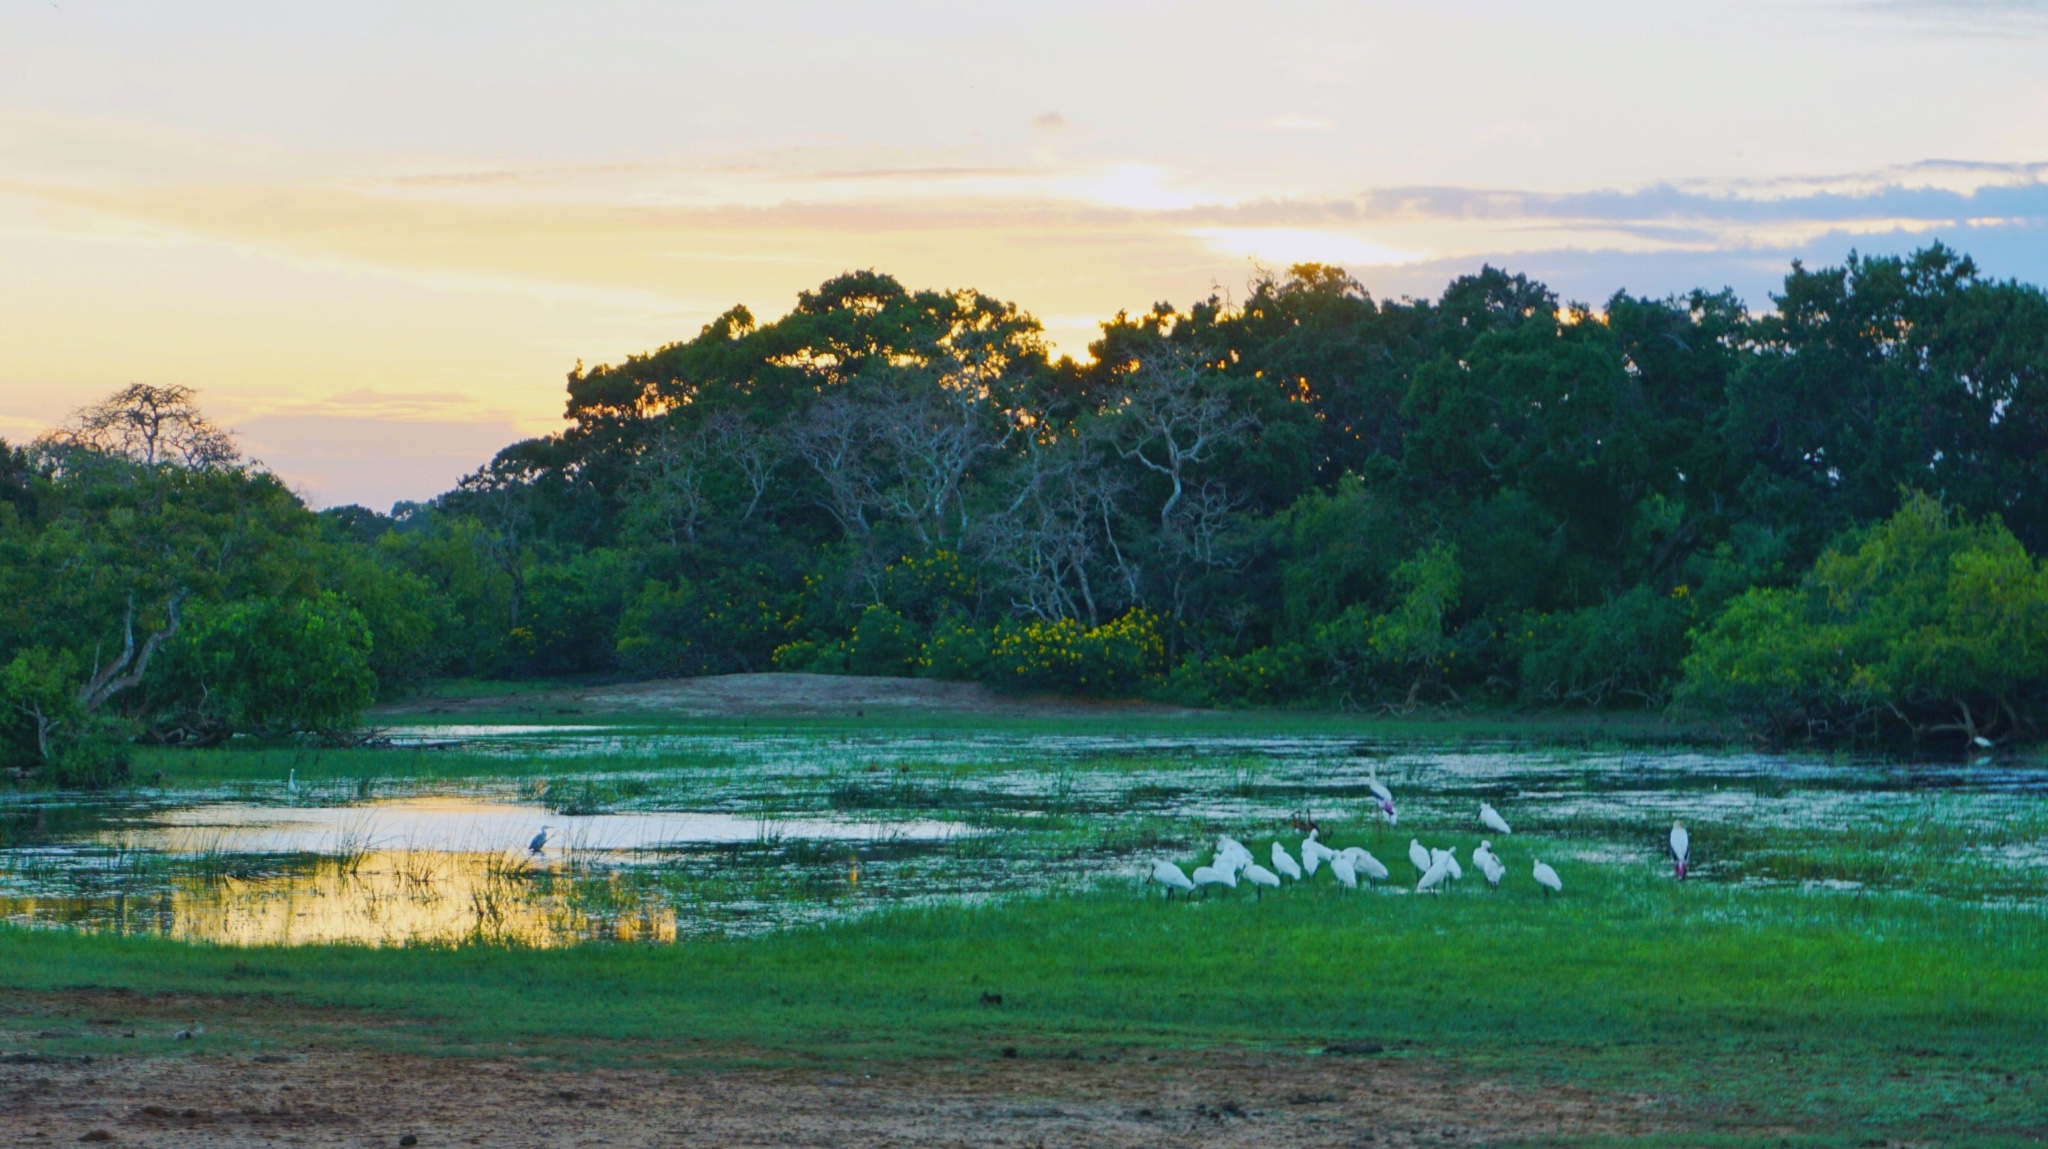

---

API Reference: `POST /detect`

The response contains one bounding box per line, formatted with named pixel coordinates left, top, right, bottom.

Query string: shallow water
left=2, top=727, right=2043, bottom=946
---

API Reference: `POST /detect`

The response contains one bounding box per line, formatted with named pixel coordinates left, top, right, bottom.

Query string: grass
left=7, top=705, right=2046, bottom=1144
left=2, top=871, right=2045, bottom=1143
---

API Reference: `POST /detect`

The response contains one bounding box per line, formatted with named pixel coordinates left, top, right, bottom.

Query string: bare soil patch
left=376, top=672, right=1196, bottom=721
left=2, top=1040, right=1665, bottom=1148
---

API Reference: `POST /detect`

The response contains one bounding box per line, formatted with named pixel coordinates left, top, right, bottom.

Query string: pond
left=2, top=726, right=2043, bottom=946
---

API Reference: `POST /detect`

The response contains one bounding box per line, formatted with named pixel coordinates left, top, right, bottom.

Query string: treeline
left=7, top=245, right=2048, bottom=782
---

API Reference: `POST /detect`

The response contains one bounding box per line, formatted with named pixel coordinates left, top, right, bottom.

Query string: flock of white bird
left=1150, top=777, right=1694, bottom=900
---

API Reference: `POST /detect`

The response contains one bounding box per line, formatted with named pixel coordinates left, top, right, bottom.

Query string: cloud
left=1190, top=227, right=1427, bottom=267
left=1848, top=0, right=2048, bottom=32
left=1033, top=112, right=1067, bottom=132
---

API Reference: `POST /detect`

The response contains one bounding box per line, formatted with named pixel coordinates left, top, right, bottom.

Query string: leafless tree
left=46, top=384, right=240, bottom=470
left=789, top=393, right=876, bottom=535
left=868, top=368, right=1014, bottom=547
left=634, top=421, right=712, bottom=544
left=974, top=440, right=1132, bottom=622
left=1104, top=348, right=1257, bottom=531
left=703, top=411, right=783, bottom=522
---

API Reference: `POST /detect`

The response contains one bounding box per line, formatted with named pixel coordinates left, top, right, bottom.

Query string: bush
left=965, top=610, right=1165, bottom=695
left=152, top=593, right=377, bottom=739
left=1155, top=643, right=1317, bottom=707
left=616, top=572, right=792, bottom=676
left=846, top=605, right=922, bottom=676
left=0, top=646, right=131, bottom=786
left=1516, top=586, right=1693, bottom=707
left=1679, top=493, right=2048, bottom=743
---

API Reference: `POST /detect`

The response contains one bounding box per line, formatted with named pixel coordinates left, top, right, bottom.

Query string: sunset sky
left=4, top=1, right=2047, bottom=510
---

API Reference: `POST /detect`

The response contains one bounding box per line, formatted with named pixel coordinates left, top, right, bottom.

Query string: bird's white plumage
left=1368, top=779, right=1393, bottom=805
left=1244, top=863, right=1281, bottom=890
left=1351, top=849, right=1389, bottom=881
left=1330, top=853, right=1358, bottom=889
left=1417, top=854, right=1452, bottom=892
left=1479, top=803, right=1512, bottom=835
left=1192, top=864, right=1236, bottom=889
left=1532, top=859, right=1563, bottom=893
left=1152, top=860, right=1195, bottom=892
left=1473, top=843, right=1505, bottom=888
left=1432, top=847, right=1464, bottom=881
left=1408, top=839, right=1431, bottom=876
left=1271, top=841, right=1303, bottom=880
left=1302, top=834, right=1335, bottom=876
left=1670, top=822, right=1689, bottom=865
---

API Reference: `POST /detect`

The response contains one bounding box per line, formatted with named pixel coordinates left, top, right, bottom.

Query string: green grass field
left=5, top=869, right=2045, bottom=1144
left=5, top=710, right=2046, bottom=1145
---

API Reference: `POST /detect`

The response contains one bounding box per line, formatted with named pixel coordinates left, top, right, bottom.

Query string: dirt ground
left=0, top=988, right=1676, bottom=1148
left=373, top=672, right=1197, bottom=721
left=1, top=1042, right=1664, bottom=1149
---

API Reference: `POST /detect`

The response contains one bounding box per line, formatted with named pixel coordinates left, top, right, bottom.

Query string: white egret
left=1302, top=833, right=1336, bottom=876
left=1244, top=863, right=1282, bottom=895
left=528, top=826, right=550, bottom=854
left=1431, top=847, right=1464, bottom=881
left=286, top=768, right=296, bottom=795
left=1532, top=859, right=1563, bottom=895
left=1151, top=861, right=1195, bottom=897
left=1474, top=842, right=1505, bottom=888
left=1271, top=841, right=1303, bottom=881
left=1330, top=853, right=1358, bottom=889
left=1349, top=849, right=1390, bottom=882
left=1408, top=839, right=1432, bottom=877
left=1417, top=854, right=1452, bottom=893
left=1217, top=835, right=1253, bottom=865
left=1670, top=821, right=1690, bottom=882
left=1192, top=864, right=1237, bottom=891
left=1479, top=803, right=1512, bottom=835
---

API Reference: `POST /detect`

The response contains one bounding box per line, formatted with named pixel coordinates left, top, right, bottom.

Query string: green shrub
left=1155, top=643, right=1317, bottom=707
left=968, top=610, right=1165, bottom=695
left=616, top=573, right=791, bottom=676
left=1679, top=493, right=2048, bottom=743
left=1516, top=585, right=1693, bottom=707
left=846, top=605, right=922, bottom=676
left=153, top=593, right=376, bottom=739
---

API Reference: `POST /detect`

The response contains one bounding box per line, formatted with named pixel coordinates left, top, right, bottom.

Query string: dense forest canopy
left=7, top=244, right=2048, bottom=782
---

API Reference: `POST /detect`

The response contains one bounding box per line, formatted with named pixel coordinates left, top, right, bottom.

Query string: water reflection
left=1, top=732, right=2043, bottom=946
left=114, top=796, right=963, bottom=856
left=3, top=852, right=677, bottom=946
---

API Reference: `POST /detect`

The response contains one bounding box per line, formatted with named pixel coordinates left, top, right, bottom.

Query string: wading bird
left=528, top=826, right=550, bottom=854
left=1532, top=859, right=1563, bottom=896
left=1408, top=839, right=1432, bottom=877
left=1479, top=803, right=1512, bottom=835
left=1330, top=853, right=1358, bottom=889
left=1302, top=832, right=1336, bottom=876
left=1368, top=773, right=1398, bottom=825
left=1193, top=863, right=1238, bottom=890
left=1417, top=853, right=1452, bottom=893
left=1271, top=840, right=1303, bottom=881
left=1244, top=863, right=1281, bottom=895
left=1670, top=821, right=1690, bottom=881
left=1474, top=842, right=1505, bottom=888
left=286, top=768, right=296, bottom=795
left=1152, top=860, right=1195, bottom=897
left=1431, top=847, right=1464, bottom=881
left=1347, top=848, right=1390, bottom=882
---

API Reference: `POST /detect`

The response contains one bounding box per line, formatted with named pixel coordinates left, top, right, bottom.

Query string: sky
left=3, top=1, right=2047, bottom=510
